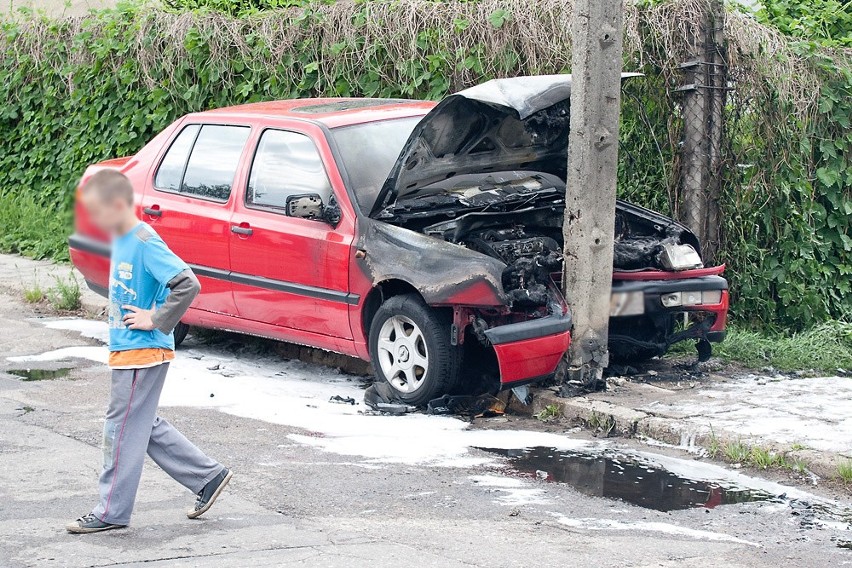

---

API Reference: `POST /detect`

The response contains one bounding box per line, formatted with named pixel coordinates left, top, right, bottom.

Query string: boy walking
left=67, top=170, right=232, bottom=534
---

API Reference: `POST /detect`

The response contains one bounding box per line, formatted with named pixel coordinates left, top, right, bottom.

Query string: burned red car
left=70, top=75, right=728, bottom=405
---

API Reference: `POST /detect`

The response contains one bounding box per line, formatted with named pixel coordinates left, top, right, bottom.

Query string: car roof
left=190, top=98, right=436, bottom=128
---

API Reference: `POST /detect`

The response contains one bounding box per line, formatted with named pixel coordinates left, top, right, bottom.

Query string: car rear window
left=181, top=125, right=251, bottom=201
left=154, top=124, right=199, bottom=192
left=154, top=124, right=250, bottom=201
left=330, top=117, right=420, bottom=213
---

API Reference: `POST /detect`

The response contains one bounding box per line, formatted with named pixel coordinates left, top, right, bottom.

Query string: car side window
left=154, top=124, right=250, bottom=201
left=247, top=130, right=333, bottom=211
left=181, top=125, right=251, bottom=201
left=154, top=124, right=199, bottom=191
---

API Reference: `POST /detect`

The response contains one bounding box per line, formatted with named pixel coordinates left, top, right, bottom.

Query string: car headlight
left=610, top=291, right=645, bottom=316
left=659, top=243, right=703, bottom=271
left=660, top=290, right=724, bottom=308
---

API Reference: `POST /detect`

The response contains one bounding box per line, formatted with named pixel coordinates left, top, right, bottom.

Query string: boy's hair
left=82, top=170, right=134, bottom=205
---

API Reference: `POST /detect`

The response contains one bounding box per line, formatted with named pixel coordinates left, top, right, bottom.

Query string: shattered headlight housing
left=610, top=291, right=645, bottom=316
left=659, top=243, right=703, bottom=271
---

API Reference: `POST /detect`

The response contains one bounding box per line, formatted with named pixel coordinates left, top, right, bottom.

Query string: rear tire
left=173, top=322, right=190, bottom=348
left=368, top=294, right=461, bottom=406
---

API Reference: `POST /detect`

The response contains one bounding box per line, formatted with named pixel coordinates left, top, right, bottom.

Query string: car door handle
left=143, top=206, right=162, bottom=217
left=231, top=225, right=253, bottom=236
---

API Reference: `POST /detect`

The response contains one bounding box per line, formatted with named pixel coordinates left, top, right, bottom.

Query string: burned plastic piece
left=329, top=395, right=356, bottom=405
left=426, top=393, right=506, bottom=418
left=364, top=382, right=416, bottom=414
left=427, top=394, right=471, bottom=415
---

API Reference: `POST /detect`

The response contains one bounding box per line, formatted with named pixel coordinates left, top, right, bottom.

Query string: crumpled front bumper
left=484, top=312, right=572, bottom=385
left=609, top=268, right=729, bottom=356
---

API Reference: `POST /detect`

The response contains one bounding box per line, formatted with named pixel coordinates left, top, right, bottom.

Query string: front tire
left=368, top=294, right=461, bottom=406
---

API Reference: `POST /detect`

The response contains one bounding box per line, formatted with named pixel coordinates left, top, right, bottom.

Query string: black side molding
left=69, top=234, right=110, bottom=257
left=84, top=280, right=109, bottom=299
left=69, top=233, right=360, bottom=306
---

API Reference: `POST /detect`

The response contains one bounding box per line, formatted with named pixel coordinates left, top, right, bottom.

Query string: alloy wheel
left=376, top=314, right=429, bottom=393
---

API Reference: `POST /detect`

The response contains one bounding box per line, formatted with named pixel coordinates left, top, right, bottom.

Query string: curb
left=512, top=387, right=850, bottom=484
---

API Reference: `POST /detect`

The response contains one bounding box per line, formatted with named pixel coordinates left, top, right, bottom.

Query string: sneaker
left=187, top=468, right=233, bottom=519
left=66, top=513, right=125, bottom=534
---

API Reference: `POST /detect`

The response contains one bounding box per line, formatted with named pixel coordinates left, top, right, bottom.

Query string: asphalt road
left=0, top=290, right=850, bottom=568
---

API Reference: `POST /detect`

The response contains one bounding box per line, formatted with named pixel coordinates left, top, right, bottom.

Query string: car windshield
left=330, top=117, right=421, bottom=213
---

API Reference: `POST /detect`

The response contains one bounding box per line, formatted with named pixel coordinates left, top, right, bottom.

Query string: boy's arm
left=150, top=269, right=200, bottom=334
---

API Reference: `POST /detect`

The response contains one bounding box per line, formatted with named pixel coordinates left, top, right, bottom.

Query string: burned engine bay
left=374, top=171, right=703, bottom=309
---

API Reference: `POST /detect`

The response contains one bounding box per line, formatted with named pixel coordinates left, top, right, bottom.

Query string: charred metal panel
left=356, top=219, right=506, bottom=307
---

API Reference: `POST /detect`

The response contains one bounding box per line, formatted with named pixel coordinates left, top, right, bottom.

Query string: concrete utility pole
left=562, top=0, right=624, bottom=390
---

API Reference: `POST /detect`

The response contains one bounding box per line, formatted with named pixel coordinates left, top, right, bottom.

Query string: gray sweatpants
left=92, top=362, right=223, bottom=525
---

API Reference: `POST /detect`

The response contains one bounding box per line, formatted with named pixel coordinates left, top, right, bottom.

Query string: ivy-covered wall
left=0, top=0, right=849, bottom=329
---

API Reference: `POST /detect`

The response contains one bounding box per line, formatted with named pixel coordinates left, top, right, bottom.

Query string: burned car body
left=70, top=75, right=728, bottom=406
left=364, top=75, right=728, bottom=370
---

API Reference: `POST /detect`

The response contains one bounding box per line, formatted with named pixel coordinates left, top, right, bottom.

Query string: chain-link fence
left=674, top=0, right=727, bottom=265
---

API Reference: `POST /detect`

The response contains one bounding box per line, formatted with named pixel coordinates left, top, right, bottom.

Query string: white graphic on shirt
left=109, top=276, right=137, bottom=330
left=117, top=261, right=133, bottom=281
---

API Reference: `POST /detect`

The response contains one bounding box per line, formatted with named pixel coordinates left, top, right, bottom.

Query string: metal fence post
left=676, top=0, right=727, bottom=264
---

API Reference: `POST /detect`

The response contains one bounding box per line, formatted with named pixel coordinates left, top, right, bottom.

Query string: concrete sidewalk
left=0, top=254, right=106, bottom=315
left=516, top=372, right=852, bottom=483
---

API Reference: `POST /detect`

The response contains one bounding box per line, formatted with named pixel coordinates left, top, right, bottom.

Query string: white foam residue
left=8, top=346, right=108, bottom=365
left=553, top=515, right=759, bottom=546
left=43, top=318, right=111, bottom=343
left=672, top=375, right=852, bottom=454
left=469, top=475, right=551, bottom=506
left=12, top=318, right=597, bottom=466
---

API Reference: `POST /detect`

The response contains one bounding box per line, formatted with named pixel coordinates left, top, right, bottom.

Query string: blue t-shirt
left=108, top=222, right=188, bottom=352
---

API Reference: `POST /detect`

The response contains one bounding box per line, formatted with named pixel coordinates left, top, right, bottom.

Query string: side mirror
left=286, top=194, right=324, bottom=220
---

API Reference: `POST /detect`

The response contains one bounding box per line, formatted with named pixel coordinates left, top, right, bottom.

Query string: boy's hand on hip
left=122, top=305, right=155, bottom=330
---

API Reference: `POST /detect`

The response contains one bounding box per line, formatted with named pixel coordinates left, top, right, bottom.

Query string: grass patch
left=586, top=411, right=616, bottom=436
left=535, top=404, right=561, bottom=422
left=723, top=440, right=751, bottom=463
left=0, top=193, right=71, bottom=262
left=47, top=274, right=81, bottom=312
left=749, top=446, right=788, bottom=470
left=705, top=429, right=812, bottom=474
left=714, top=321, right=852, bottom=373
left=22, top=272, right=45, bottom=304
left=838, top=460, right=852, bottom=484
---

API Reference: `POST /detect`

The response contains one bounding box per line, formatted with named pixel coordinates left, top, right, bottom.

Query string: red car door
left=228, top=124, right=356, bottom=339
left=141, top=120, right=251, bottom=316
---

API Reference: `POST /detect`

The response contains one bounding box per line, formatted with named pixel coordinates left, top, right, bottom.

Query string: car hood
left=370, top=73, right=641, bottom=217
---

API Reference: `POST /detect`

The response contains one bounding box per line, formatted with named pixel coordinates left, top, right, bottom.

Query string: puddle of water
left=7, top=368, right=71, bottom=381
left=485, top=446, right=774, bottom=512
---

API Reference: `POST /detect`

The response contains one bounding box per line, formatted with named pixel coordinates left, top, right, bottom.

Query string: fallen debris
left=510, top=385, right=531, bottom=405
left=329, top=395, right=356, bottom=405
left=363, top=382, right=416, bottom=414
left=426, top=393, right=506, bottom=418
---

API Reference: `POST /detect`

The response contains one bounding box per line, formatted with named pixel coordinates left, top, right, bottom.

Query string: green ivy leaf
left=488, top=9, right=509, bottom=29
left=816, top=166, right=840, bottom=187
